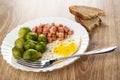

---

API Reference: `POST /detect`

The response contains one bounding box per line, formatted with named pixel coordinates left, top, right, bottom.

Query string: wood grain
left=0, top=0, right=120, bottom=80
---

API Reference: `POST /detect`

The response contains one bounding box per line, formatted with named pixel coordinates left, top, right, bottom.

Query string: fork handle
left=56, top=46, right=118, bottom=61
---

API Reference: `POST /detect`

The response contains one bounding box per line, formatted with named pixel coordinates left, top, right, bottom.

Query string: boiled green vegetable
left=38, top=34, right=47, bottom=43
left=24, top=40, right=36, bottom=50
left=18, top=27, right=31, bottom=38
left=25, top=32, right=38, bottom=41
left=15, top=38, right=24, bottom=48
left=23, top=49, right=41, bottom=61
left=12, top=46, right=24, bottom=59
left=35, top=42, right=46, bottom=53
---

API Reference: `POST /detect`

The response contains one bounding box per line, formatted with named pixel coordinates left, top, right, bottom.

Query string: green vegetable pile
left=12, top=27, right=47, bottom=61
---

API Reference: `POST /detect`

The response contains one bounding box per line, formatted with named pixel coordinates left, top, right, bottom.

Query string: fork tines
left=17, top=58, right=43, bottom=68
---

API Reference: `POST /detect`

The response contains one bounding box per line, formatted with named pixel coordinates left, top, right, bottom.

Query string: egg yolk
left=54, top=41, right=77, bottom=56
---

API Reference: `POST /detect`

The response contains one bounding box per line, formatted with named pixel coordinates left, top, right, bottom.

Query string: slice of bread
left=69, top=5, right=105, bottom=19
left=75, top=16, right=101, bottom=32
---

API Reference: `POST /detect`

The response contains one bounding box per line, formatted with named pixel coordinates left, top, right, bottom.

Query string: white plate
left=1, top=17, right=89, bottom=72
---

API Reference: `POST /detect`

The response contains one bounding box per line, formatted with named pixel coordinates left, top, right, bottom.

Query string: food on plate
left=69, top=5, right=105, bottom=32
left=18, top=27, right=31, bottom=38
left=15, top=38, right=25, bottom=48
left=54, top=41, right=77, bottom=56
left=25, top=32, right=38, bottom=41
left=41, top=36, right=81, bottom=60
left=35, top=42, right=47, bottom=53
left=69, top=5, right=105, bottom=19
left=12, top=27, right=47, bottom=61
left=32, top=23, right=73, bottom=43
left=75, top=16, right=101, bottom=32
left=12, top=46, right=24, bottom=59
left=24, top=40, right=36, bottom=50
left=12, top=23, right=76, bottom=61
left=38, top=34, right=47, bottom=43
left=23, top=49, right=41, bottom=61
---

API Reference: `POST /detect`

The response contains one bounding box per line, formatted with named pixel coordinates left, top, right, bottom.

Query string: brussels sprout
left=24, top=40, right=36, bottom=50
left=12, top=46, right=24, bottom=59
left=23, top=49, right=41, bottom=61
left=39, top=42, right=47, bottom=48
left=25, top=32, right=38, bottom=41
left=15, top=38, right=24, bottom=48
left=38, top=34, right=47, bottom=43
left=18, top=27, right=31, bottom=38
left=35, top=42, right=46, bottom=53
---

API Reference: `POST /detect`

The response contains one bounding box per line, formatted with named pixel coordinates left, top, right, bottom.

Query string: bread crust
left=75, top=16, right=101, bottom=32
left=69, top=5, right=105, bottom=19
left=69, top=7, right=90, bottom=19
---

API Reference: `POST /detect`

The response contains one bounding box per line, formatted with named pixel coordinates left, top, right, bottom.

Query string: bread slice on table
left=69, top=5, right=105, bottom=19
left=75, top=16, right=101, bottom=32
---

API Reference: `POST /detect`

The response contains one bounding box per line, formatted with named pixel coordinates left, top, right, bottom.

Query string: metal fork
left=17, top=46, right=118, bottom=68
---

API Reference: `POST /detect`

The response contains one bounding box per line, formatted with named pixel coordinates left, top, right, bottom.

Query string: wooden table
left=0, top=0, right=120, bottom=80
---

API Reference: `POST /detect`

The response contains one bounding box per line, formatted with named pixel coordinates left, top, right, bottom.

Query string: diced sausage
left=68, top=30, right=73, bottom=35
left=58, top=26, right=64, bottom=32
left=47, top=37, right=53, bottom=43
left=42, top=32, right=47, bottom=37
left=52, top=26, right=57, bottom=32
left=58, top=37, right=64, bottom=41
left=59, top=24, right=63, bottom=27
left=37, top=26, right=43, bottom=34
left=32, top=23, right=74, bottom=43
left=47, top=32, right=52, bottom=37
left=64, top=32, right=68, bottom=38
left=43, top=26, right=49, bottom=34
left=32, top=26, right=37, bottom=32
left=51, top=22, right=55, bottom=26
left=39, top=23, right=45, bottom=28
left=49, top=26, right=57, bottom=34
left=58, top=32, right=64, bottom=38
left=56, top=32, right=59, bottom=37
left=63, top=26, right=70, bottom=32
left=52, top=34, right=57, bottom=41
left=49, top=28, right=55, bottom=34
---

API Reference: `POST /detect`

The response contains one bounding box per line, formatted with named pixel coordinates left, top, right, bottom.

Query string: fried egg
left=41, top=35, right=81, bottom=60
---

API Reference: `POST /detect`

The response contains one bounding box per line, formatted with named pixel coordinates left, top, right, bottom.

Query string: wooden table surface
left=0, top=0, right=120, bottom=80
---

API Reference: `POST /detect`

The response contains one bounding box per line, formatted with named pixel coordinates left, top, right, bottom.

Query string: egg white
left=41, top=35, right=81, bottom=60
